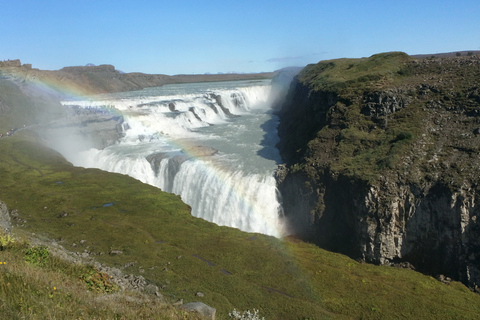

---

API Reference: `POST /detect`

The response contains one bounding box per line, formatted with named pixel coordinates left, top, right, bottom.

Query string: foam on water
left=63, top=80, right=286, bottom=237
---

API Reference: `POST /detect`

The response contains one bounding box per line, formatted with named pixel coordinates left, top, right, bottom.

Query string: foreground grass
left=0, top=235, right=193, bottom=319
left=1, top=132, right=480, bottom=319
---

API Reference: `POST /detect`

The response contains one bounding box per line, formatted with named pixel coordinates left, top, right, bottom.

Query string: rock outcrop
left=276, top=52, right=480, bottom=288
left=0, top=201, right=11, bottom=233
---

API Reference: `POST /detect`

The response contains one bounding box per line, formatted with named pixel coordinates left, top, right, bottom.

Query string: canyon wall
left=276, top=52, right=480, bottom=288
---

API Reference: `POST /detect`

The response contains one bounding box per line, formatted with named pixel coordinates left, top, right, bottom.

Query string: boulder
left=0, top=201, right=11, bottom=233
left=179, top=302, right=216, bottom=320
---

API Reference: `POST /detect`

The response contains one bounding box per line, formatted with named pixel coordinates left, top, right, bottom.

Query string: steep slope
left=276, top=52, right=480, bottom=288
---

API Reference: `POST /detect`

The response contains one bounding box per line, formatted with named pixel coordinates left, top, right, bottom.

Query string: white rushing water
left=61, top=80, right=285, bottom=237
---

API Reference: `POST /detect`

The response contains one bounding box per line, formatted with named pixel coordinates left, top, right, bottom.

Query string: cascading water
left=61, top=80, right=285, bottom=237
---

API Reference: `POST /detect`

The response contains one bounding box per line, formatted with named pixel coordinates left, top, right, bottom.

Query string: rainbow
left=3, top=67, right=286, bottom=237
left=1, top=66, right=327, bottom=310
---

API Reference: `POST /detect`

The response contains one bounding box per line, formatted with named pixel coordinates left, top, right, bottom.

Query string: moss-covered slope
left=3, top=133, right=480, bottom=319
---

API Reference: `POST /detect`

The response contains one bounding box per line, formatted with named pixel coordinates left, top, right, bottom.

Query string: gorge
left=3, top=55, right=480, bottom=319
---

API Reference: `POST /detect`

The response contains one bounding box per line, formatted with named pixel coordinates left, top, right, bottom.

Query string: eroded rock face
left=276, top=54, right=480, bottom=288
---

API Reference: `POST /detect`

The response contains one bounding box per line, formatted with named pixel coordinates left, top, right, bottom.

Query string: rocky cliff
left=276, top=52, right=480, bottom=288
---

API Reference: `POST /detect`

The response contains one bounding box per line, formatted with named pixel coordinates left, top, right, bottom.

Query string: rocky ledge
left=276, top=52, right=480, bottom=288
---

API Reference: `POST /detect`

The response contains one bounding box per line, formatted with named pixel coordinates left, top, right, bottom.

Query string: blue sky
left=2, top=0, right=479, bottom=75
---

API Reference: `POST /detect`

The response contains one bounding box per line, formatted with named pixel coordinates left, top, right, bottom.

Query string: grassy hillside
left=0, top=235, right=193, bottom=319
left=1, top=132, right=480, bottom=319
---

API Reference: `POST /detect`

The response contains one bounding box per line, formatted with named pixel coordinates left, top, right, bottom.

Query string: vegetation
left=1, top=131, right=480, bottom=319
left=0, top=231, right=194, bottom=319
left=297, top=52, right=411, bottom=94
left=284, top=52, right=480, bottom=184
left=2, top=58, right=480, bottom=318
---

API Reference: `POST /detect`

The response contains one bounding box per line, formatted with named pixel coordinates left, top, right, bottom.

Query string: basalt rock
left=276, top=52, right=480, bottom=288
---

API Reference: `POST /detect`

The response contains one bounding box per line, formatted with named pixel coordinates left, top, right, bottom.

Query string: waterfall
left=62, top=80, right=285, bottom=237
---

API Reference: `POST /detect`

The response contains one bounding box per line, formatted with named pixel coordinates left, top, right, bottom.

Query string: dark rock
left=208, top=93, right=239, bottom=117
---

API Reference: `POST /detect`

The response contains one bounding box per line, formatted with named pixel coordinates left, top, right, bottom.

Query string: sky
left=1, top=0, right=479, bottom=75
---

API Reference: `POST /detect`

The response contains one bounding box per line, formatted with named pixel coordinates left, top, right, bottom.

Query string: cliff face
left=276, top=52, right=480, bottom=287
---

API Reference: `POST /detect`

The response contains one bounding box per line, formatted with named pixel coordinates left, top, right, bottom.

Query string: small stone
left=196, top=292, right=205, bottom=297
left=143, top=284, right=159, bottom=295
left=79, top=239, right=87, bottom=244
left=109, top=250, right=123, bottom=255
left=173, top=299, right=183, bottom=306
left=123, top=261, right=136, bottom=268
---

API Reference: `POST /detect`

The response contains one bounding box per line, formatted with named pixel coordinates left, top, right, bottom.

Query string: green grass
left=290, top=52, right=435, bottom=183
left=298, top=52, right=411, bottom=94
left=2, top=132, right=480, bottom=319
left=0, top=234, right=195, bottom=319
